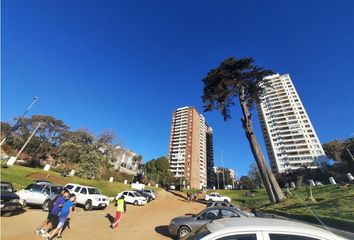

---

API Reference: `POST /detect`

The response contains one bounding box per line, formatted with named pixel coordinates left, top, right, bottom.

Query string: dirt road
left=1, top=190, right=205, bottom=240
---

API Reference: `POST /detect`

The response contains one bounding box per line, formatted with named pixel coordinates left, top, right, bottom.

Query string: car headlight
left=10, top=199, right=20, bottom=203
left=95, top=198, right=100, bottom=201
left=170, top=220, right=176, bottom=225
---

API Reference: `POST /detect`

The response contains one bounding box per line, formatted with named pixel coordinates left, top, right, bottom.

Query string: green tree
left=323, top=138, right=354, bottom=164
left=248, top=163, right=263, bottom=189
left=202, top=57, right=286, bottom=203
left=77, top=144, right=104, bottom=179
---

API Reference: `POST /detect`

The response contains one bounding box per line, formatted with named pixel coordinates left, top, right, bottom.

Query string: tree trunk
left=239, top=88, right=285, bottom=203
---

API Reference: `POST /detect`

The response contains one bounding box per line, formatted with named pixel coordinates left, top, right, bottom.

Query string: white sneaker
left=35, top=229, right=40, bottom=235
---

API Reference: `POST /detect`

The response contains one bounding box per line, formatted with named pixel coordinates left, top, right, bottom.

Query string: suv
left=16, top=182, right=63, bottom=211
left=1, top=181, right=23, bottom=215
left=116, top=190, right=147, bottom=206
left=205, top=192, right=231, bottom=203
left=64, top=183, right=109, bottom=211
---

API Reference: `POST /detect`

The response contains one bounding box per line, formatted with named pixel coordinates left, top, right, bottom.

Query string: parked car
left=133, top=190, right=153, bottom=202
left=143, top=189, right=156, bottom=199
left=16, top=182, right=62, bottom=211
left=170, top=185, right=176, bottom=190
left=169, top=206, right=248, bottom=239
left=1, top=181, right=23, bottom=215
left=64, top=183, right=109, bottom=211
left=204, top=193, right=231, bottom=203
left=206, top=201, right=255, bottom=217
left=185, top=217, right=347, bottom=240
left=116, top=190, right=147, bottom=206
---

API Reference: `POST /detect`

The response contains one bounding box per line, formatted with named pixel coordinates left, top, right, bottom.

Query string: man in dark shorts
left=36, top=189, right=69, bottom=236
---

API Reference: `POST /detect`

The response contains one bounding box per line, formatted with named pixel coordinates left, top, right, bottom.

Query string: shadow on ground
left=155, top=225, right=175, bottom=239
left=1, top=208, right=26, bottom=217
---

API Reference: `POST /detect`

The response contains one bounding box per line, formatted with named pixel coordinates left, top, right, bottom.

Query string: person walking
left=112, top=195, right=126, bottom=229
left=36, top=189, right=69, bottom=236
left=46, top=193, right=76, bottom=240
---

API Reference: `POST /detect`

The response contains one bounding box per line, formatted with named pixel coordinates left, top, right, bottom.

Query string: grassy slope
left=1, top=165, right=159, bottom=197
left=216, top=186, right=354, bottom=232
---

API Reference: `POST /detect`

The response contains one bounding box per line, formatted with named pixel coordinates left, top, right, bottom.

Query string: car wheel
left=224, top=199, right=229, bottom=203
left=84, top=200, right=93, bottom=211
left=22, top=200, right=27, bottom=208
left=178, top=226, right=191, bottom=239
left=42, top=200, right=51, bottom=211
left=134, top=200, right=138, bottom=206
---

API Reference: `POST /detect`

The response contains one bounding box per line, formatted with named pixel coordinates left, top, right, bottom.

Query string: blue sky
left=2, top=0, right=354, bottom=176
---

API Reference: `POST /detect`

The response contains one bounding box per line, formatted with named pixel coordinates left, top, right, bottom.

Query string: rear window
left=51, top=186, right=62, bottom=194
left=1, top=183, right=13, bottom=192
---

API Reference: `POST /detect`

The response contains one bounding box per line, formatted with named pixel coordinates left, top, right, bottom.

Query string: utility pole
left=221, top=151, right=226, bottom=189
left=1, top=96, right=39, bottom=146
left=15, top=123, right=41, bottom=160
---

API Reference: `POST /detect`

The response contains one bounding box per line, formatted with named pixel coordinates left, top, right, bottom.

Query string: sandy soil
left=1, top=189, right=205, bottom=240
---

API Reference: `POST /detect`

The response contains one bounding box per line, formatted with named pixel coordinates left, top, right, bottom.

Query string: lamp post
left=221, top=151, right=226, bottom=189
left=0, top=96, right=39, bottom=146
left=14, top=123, right=41, bottom=160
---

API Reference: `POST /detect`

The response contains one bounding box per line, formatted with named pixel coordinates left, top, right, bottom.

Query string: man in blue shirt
left=47, top=193, right=76, bottom=240
left=36, top=189, right=69, bottom=236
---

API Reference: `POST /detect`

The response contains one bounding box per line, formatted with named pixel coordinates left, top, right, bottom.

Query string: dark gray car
left=168, top=206, right=248, bottom=239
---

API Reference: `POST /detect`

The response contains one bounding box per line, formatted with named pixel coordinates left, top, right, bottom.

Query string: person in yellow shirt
left=112, top=195, right=126, bottom=229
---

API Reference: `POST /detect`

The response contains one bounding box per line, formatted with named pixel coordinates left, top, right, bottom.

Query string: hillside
left=1, top=165, right=158, bottom=197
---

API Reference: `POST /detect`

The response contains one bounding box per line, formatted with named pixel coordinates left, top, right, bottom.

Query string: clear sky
left=2, top=0, right=354, bottom=176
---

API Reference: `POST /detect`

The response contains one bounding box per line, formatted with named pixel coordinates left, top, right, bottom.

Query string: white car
left=185, top=218, right=347, bottom=240
left=205, top=192, right=231, bottom=203
left=116, top=190, right=147, bottom=206
left=64, top=183, right=109, bottom=211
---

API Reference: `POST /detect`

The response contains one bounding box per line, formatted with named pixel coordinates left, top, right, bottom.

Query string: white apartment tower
left=168, top=106, right=213, bottom=189
left=258, top=74, right=327, bottom=174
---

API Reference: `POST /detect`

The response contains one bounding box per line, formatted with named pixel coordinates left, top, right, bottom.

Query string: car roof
left=206, top=218, right=344, bottom=240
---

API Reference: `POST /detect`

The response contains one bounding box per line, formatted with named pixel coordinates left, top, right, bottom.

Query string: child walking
left=47, top=193, right=76, bottom=240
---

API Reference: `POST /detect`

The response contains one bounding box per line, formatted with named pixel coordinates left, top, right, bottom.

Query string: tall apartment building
left=168, top=106, right=214, bottom=189
left=257, top=74, right=327, bottom=174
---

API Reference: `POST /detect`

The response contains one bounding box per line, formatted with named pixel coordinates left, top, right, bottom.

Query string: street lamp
left=0, top=96, right=39, bottom=146
left=221, top=151, right=226, bottom=189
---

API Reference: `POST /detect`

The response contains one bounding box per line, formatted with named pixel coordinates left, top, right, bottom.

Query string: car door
left=122, top=192, right=130, bottom=203
left=215, top=193, right=222, bottom=201
left=128, top=192, right=135, bottom=203
left=194, top=209, right=221, bottom=229
left=73, top=186, right=82, bottom=204
left=27, top=185, right=46, bottom=204
left=77, top=187, right=88, bottom=205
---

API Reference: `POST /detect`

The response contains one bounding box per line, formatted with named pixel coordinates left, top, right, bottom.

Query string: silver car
left=169, top=206, right=248, bottom=239
left=16, top=183, right=62, bottom=211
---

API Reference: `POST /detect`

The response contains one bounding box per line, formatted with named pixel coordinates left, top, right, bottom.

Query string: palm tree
left=201, top=57, right=286, bottom=203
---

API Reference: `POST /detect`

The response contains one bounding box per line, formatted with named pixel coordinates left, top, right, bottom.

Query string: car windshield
left=88, top=188, right=101, bottom=194
left=186, top=226, right=211, bottom=240
left=1, top=183, right=13, bottom=192
left=25, top=184, right=44, bottom=192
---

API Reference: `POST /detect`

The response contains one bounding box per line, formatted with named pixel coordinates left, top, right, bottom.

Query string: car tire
left=178, top=226, right=191, bottom=239
left=224, top=199, right=229, bottom=203
left=84, top=200, right=93, bottom=211
left=134, top=200, right=138, bottom=206
left=42, top=199, right=51, bottom=211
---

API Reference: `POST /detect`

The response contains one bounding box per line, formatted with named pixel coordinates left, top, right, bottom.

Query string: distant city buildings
left=110, top=146, right=141, bottom=175
left=257, top=74, right=327, bottom=174
left=168, top=106, right=214, bottom=189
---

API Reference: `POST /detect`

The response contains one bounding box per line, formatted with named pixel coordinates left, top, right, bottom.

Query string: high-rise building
left=257, top=74, right=327, bottom=174
left=168, top=106, right=214, bottom=189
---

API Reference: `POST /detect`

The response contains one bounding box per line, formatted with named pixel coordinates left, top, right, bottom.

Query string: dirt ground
left=1, top=189, right=205, bottom=240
